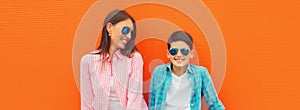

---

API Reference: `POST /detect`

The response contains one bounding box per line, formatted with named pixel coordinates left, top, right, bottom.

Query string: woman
left=80, top=10, right=148, bottom=110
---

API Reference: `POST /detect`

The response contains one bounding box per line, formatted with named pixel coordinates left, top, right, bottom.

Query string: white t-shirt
left=165, top=72, right=193, bottom=110
left=108, top=76, right=122, bottom=110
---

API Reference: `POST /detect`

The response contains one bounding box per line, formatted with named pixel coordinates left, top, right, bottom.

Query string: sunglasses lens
left=121, top=26, right=130, bottom=35
left=169, top=48, right=178, bottom=55
left=181, top=48, right=189, bottom=56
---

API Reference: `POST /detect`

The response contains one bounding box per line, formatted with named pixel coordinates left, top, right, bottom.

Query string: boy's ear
left=189, top=49, right=195, bottom=58
left=166, top=50, right=170, bottom=58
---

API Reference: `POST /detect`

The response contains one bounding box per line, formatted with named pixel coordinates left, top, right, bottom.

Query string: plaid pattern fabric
left=80, top=50, right=148, bottom=110
left=148, top=63, right=225, bottom=110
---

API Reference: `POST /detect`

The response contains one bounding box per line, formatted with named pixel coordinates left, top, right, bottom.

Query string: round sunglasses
left=121, top=26, right=130, bottom=35
left=169, top=48, right=190, bottom=56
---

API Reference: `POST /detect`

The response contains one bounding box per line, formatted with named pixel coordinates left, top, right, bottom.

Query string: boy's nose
left=176, top=50, right=183, bottom=56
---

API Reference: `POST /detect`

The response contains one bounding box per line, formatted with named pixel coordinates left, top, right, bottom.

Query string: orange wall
left=0, top=1, right=300, bottom=110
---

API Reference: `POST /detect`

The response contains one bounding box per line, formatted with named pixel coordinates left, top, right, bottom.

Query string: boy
left=148, top=31, right=225, bottom=110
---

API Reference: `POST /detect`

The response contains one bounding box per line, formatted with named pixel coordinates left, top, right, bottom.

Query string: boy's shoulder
left=155, top=64, right=167, bottom=69
left=151, top=63, right=170, bottom=77
left=189, top=64, right=208, bottom=71
left=188, top=64, right=210, bottom=76
left=153, top=64, right=168, bottom=72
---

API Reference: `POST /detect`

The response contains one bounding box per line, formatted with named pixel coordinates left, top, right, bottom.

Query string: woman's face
left=107, top=19, right=134, bottom=50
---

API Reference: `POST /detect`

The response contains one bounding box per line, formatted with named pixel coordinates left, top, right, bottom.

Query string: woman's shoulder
left=128, top=52, right=144, bottom=64
left=130, top=51, right=142, bottom=59
left=81, top=50, right=101, bottom=62
left=90, top=49, right=101, bottom=54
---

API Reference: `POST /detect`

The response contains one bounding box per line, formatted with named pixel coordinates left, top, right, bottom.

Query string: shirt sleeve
left=148, top=66, right=158, bottom=110
left=80, top=54, right=95, bottom=110
left=126, top=53, right=148, bottom=110
left=201, top=67, right=225, bottom=110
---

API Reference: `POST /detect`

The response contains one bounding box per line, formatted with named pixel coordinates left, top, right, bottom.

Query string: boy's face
left=167, top=41, right=194, bottom=68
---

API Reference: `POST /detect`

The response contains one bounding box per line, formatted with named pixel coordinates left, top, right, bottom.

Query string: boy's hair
left=167, top=31, right=194, bottom=50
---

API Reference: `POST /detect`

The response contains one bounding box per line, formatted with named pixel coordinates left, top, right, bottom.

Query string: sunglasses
left=121, top=26, right=131, bottom=35
left=169, top=48, right=190, bottom=56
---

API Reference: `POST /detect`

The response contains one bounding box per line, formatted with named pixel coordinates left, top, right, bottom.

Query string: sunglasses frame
left=121, top=26, right=130, bottom=35
left=169, top=48, right=190, bottom=56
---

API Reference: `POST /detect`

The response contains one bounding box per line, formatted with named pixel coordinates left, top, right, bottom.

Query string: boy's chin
left=172, top=62, right=188, bottom=68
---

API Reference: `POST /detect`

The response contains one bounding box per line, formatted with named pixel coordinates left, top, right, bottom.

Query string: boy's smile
left=167, top=41, right=194, bottom=68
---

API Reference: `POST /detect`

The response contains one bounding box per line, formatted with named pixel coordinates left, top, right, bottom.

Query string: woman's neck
left=109, top=44, right=118, bottom=57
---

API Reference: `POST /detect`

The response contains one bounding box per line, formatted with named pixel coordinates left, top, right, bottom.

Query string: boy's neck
left=171, top=64, right=188, bottom=77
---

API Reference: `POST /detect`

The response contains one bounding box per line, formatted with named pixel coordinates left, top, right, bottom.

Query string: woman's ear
left=106, top=22, right=113, bottom=34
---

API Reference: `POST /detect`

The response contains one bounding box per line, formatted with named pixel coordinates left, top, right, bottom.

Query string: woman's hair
left=95, top=9, right=138, bottom=59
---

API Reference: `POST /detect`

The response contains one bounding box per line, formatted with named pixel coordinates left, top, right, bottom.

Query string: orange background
left=1, top=0, right=300, bottom=110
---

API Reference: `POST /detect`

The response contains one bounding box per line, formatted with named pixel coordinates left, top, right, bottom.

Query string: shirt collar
left=114, top=49, right=123, bottom=60
left=186, top=64, right=193, bottom=74
left=166, top=62, right=194, bottom=74
left=107, top=49, right=123, bottom=60
left=91, top=49, right=124, bottom=62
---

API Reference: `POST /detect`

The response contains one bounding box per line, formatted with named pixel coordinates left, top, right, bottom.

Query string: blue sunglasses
left=121, top=26, right=130, bottom=35
left=169, top=48, right=190, bottom=56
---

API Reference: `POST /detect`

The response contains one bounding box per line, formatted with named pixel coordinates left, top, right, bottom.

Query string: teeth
left=121, top=39, right=127, bottom=43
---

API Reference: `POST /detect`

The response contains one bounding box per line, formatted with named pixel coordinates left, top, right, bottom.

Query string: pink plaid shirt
left=80, top=50, right=148, bottom=110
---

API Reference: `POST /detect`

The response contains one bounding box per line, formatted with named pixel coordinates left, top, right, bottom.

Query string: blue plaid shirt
left=148, top=63, right=225, bottom=110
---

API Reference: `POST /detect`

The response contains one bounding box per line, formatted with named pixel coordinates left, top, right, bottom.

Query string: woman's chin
left=118, top=45, right=126, bottom=49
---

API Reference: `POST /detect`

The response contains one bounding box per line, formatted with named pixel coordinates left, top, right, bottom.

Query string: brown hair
left=95, top=9, right=138, bottom=59
left=167, top=31, right=194, bottom=49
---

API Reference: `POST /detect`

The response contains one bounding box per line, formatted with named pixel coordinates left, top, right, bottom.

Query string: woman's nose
left=126, top=32, right=131, bottom=39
